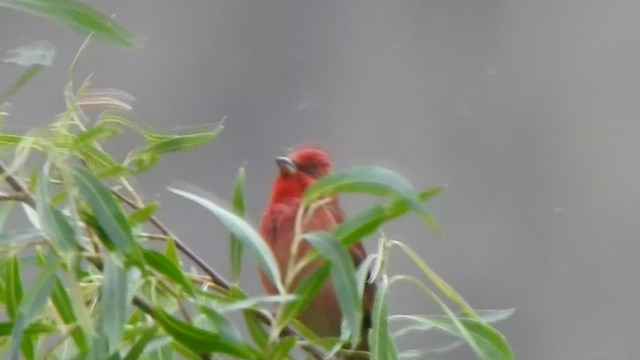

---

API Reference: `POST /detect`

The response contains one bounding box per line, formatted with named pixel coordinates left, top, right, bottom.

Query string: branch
left=112, top=190, right=232, bottom=291
left=0, top=192, right=31, bottom=203
left=0, top=164, right=35, bottom=206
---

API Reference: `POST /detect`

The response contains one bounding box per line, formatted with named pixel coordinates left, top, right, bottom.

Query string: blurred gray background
left=2, top=1, right=639, bottom=359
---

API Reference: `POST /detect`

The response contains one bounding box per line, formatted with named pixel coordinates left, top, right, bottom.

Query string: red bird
left=259, top=148, right=374, bottom=353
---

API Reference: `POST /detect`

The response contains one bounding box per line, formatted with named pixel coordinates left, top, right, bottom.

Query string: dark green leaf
left=51, top=277, right=88, bottom=351
left=153, top=308, right=254, bottom=358
left=305, top=232, right=362, bottom=347
left=302, top=166, right=442, bottom=233
left=230, top=166, right=246, bottom=283
left=1, top=0, right=139, bottom=48
left=123, top=325, right=159, bottom=360
left=243, top=311, right=269, bottom=349
left=10, top=253, right=58, bottom=359
left=72, top=167, right=142, bottom=261
left=333, top=186, right=444, bottom=247
left=5, top=255, right=22, bottom=320
left=168, top=187, right=284, bottom=293
left=143, top=249, right=193, bottom=295
left=0, top=321, right=55, bottom=337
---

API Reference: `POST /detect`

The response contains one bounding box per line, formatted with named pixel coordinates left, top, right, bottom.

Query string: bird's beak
left=275, top=156, right=297, bottom=175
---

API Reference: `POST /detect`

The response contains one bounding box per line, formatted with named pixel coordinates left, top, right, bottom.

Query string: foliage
left=0, top=2, right=514, bottom=359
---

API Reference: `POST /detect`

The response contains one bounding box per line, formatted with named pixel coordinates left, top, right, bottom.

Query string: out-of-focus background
left=2, top=1, right=639, bottom=359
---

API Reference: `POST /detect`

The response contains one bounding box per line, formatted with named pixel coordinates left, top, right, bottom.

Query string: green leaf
left=135, top=130, right=220, bottom=155
left=143, top=249, right=193, bottom=296
left=77, top=144, right=130, bottom=178
left=168, top=187, right=284, bottom=293
left=304, top=232, right=362, bottom=347
left=334, top=186, right=444, bottom=247
left=123, top=325, right=159, bottom=360
left=395, top=275, right=513, bottom=360
left=392, top=313, right=514, bottom=359
left=73, top=123, right=121, bottom=147
left=5, top=255, right=22, bottom=320
left=153, top=308, right=254, bottom=358
left=216, top=294, right=297, bottom=313
left=99, top=255, right=130, bottom=354
left=230, top=165, right=246, bottom=283
left=10, top=253, right=58, bottom=360
left=302, top=166, right=442, bottom=233
left=243, top=311, right=269, bottom=349
left=0, top=65, right=43, bottom=103
left=51, top=277, right=88, bottom=351
left=198, top=305, right=242, bottom=341
left=0, top=228, right=42, bottom=246
left=277, top=263, right=330, bottom=330
left=391, top=309, right=515, bottom=338
left=268, top=336, right=296, bottom=359
left=36, top=174, right=77, bottom=250
left=1, top=41, right=55, bottom=67
left=0, top=322, right=55, bottom=337
left=391, top=241, right=479, bottom=320
left=1, top=0, right=139, bottom=48
left=370, top=278, right=397, bottom=360
left=163, top=237, right=179, bottom=266
left=72, top=166, right=142, bottom=261
left=128, top=201, right=158, bottom=224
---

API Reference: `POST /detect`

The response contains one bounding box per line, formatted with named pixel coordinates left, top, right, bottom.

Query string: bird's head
left=289, top=147, right=332, bottom=178
left=270, top=156, right=314, bottom=203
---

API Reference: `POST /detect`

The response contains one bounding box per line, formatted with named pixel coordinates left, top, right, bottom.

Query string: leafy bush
left=0, top=2, right=514, bottom=359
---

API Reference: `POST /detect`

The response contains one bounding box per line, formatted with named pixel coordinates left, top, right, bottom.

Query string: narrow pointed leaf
left=36, top=174, right=77, bottom=250
left=123, top=325, right=159, bottom=360
left=128, top=202, right=158, bottom=224
left=51, top=277, right=88, bottom=351
left=10, top=253, right=58, bottom=359
left=143, top=249, right=193, bottom=295
left=370, top=278, right=397, bottom=360
left=397, top=275, right=513, bottom=360
left=5, top=255, right=22, bottom=320
left=99, top=255, right=130, bottom=354
left=168, top=187, right=284, bottom=293
left=305, top=231, right=362, bottom=347
left=230, top=166, right=246, bottom=283
left=72, top=167, right=142, bottom=260
left=153, top=308, right=254, bottom=358
left=1, top=0, right=139, bottom=48
left=302, top=166, right=441, bottom=232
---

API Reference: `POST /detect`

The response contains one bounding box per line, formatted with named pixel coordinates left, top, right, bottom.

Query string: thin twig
left=0, top=192, right=31, bottom=203
left=112, top=190, right=232, bottom=291
left=0, top=164, right=35, bottom=206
